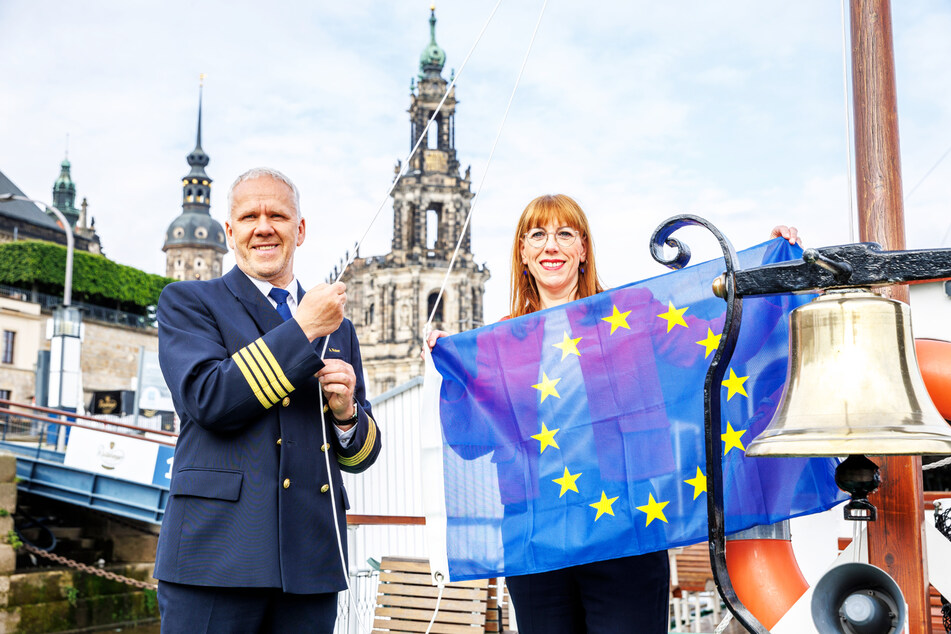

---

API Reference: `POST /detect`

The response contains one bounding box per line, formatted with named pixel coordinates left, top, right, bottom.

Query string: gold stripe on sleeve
left=255, top=339, right=295, bottom=394
left=247, top=341, right=287, bottom=399
left=238, top=346, right=279, bottom=405
left=232, top=351, right=273, bottom=408
left=337, top=416, right=378, bottom=467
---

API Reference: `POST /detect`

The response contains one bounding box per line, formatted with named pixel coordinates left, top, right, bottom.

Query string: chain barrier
left=22, top=543, right=157, bottom=591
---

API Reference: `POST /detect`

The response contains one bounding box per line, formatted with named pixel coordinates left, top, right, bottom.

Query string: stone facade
left=165, top=244, right=224, bottom=282
left=79, top=321, right=158, bottom=397
left=0, top=293, right=157, bottom=408
left=0, top=296, right=43, bottom=404
left=340, top=9, right=489, bottom=397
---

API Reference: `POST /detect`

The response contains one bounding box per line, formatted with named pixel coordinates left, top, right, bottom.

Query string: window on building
left=427, top=118, right=438, bottom=149
left=0, top=389, right=10, bottom=402
left=428, top=291, right=443, bottom=325
left=426, top=208, right=439, bottom=250
left=1, top=330, right=14, bottom=364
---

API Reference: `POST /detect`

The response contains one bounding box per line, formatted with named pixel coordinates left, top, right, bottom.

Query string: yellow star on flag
left=721, top=368, right=749, bottom=400
left=532, top=372, right=561, bottom=402
left=531, top=422, right=560, bottom=453
left=590, top=491, right=619, bottom=521
left=601, top=305, right=632, bottom=334
left=722, top=422, right=747, bottom=455
left=552, top=467, right=581, bottom=497
left=684, top=467, right=707, bottom=500
left=695, top=328, right=721, bottom=358
left=658, top=301, right=689, bottom=332
left=552, top=331, right=582, bottom=361
left=636, top=493, right=670, bottom=526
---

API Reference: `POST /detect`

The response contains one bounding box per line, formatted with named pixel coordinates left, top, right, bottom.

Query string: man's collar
left=242, top=271, right=299, bottom=298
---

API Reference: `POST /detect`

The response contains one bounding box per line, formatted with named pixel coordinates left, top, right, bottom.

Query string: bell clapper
left=835, top=454, right=882, bottom=522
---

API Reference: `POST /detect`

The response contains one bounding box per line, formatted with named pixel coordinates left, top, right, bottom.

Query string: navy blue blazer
left=154, top=266, right=381, bottom=594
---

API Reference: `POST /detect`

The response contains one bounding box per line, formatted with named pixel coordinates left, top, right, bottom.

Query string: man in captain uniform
left=155, top=167, right=381, bottom=633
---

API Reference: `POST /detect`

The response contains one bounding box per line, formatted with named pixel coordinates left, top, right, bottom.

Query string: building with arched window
left=340, top=8, right=490, bottom=396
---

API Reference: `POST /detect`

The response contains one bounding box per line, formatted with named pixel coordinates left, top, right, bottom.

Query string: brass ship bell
left=747, top=288, right=951, bottom=457
left=746, top=288, right=951, bottom=520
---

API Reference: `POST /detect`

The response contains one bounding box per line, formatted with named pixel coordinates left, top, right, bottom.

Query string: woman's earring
left=580, top=265, right=585, bottom=274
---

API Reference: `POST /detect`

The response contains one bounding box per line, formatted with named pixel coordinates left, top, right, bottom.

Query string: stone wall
left=79, top=322, right=158, bottom=396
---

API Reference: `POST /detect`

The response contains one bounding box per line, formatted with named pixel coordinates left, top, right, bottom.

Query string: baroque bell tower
left=340, top=7, right=490, bottom=396
left=162, top=79, right=228, bottom=281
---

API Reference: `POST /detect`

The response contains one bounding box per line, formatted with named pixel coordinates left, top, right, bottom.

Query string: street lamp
left=0, top=193, right=74, bottom=306
left=0, top=192, right=82, bottom=449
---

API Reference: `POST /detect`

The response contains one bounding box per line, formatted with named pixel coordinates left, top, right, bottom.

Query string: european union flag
left=427, top=238, right=845, bottom=581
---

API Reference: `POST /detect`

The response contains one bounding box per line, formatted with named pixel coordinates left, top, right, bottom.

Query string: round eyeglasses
left=523, top=227, right=579, bottom=248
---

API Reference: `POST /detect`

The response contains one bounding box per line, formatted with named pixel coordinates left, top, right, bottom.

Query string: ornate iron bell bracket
left=649, top=214, right=951, bottom=634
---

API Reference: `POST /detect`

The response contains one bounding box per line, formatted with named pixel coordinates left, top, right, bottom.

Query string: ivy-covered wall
left=0, top=242, right=173, bottom=314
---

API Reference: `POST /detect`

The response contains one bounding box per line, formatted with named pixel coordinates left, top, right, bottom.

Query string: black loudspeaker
left=811, top=562, right=906, bottom=634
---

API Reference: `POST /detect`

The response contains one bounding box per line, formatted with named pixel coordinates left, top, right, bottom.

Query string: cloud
left=1, top=0, right=949, bottom=323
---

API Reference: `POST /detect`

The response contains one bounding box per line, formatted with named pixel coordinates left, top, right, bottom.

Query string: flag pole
left=849, top=1, right=930, bottom=631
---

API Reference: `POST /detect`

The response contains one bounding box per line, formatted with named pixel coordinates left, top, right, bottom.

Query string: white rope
left=714, top=611, right=733, bottom=634
left=904, top=143, right=951, bottom=246
left=905, top=144, right=951, bottom=203
left=924, top=455, right=951, bottom=471
left=316, top=4, right=509, bottom=631
left=332, top=0, right=506, bottom=287
left=424, top=583, right=446, bottom=634
left=852, top=518, right=862, bottom=563
left=839, top=0, right=856, bottom=243
left=425, top=0, right=551, bottom=329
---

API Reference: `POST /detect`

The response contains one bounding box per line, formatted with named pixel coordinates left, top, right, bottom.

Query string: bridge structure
left=0, top=399, right=174, bottom=526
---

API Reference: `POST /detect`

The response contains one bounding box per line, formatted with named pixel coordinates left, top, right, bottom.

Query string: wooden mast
left=849, top=1, right=930, bottom=631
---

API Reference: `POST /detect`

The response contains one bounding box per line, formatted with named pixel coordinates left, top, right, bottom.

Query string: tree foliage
left=0, top=241, right=174, bottom=312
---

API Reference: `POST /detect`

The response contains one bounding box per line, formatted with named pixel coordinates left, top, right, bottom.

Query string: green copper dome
left=51, top=156, right=80, bottom=227
left=54, top=158, right=74, bottom=191
left=419, top=8, right=446, bottom=79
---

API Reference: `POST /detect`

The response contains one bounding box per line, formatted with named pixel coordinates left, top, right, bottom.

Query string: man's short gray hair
left=227, top=167, right=301, bottom=217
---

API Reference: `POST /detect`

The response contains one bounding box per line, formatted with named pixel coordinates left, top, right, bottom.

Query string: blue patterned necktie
left=268, top=287, right=293, bottom=322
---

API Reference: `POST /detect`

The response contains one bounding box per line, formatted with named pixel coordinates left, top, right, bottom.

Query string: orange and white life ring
left=726, top=536, right=808, bottom=629
left=916, top=338, right=951, bottom=420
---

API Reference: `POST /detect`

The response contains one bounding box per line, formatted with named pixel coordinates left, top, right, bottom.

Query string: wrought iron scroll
left=649, top=214, right=769, bottom=634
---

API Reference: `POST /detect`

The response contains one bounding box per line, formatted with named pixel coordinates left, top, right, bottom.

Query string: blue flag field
left=424, top=238, right=845, bottom=582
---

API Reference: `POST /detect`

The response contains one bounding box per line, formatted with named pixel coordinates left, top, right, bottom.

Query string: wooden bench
left=669, top=543, right=720, bottom=631
left=670, top=543, right=715, bottom=596
left=372, top=557, right=490, bottom=633
left=483, top=577, right=509, bottom=633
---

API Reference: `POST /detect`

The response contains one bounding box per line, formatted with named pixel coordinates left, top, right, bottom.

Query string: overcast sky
left=1, top=1, right=949, bottom=322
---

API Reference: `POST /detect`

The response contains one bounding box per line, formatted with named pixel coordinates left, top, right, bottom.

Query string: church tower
left=51, top=157, right=81, bottom=228
left=340, top=8, right=490, bottom=396
left=50, top=155, right=102, bottom=253
left=163, top=81, right=227, bottom=281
